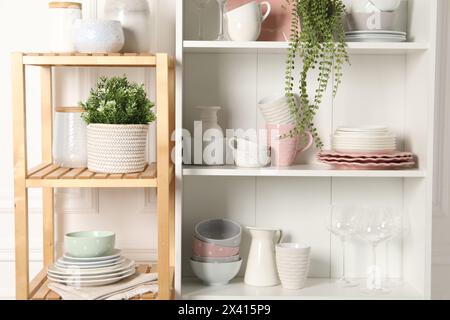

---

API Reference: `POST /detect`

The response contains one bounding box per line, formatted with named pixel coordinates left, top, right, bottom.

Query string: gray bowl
left=194, top=219, right=242, bottom=247
left=64, top=231, right=115, bottom=258
left=346, top=12, right=396, bottom=31
left=190, top=258, right=242, bottom=286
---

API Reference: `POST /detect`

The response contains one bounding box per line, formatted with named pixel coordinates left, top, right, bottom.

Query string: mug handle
left=260, top=1, right=271, bottom=22
left=296, top=131, right=314, bottom=155
left=228, top=137, right=238, bottom=151
left=275, top=229, right=283, bottom=244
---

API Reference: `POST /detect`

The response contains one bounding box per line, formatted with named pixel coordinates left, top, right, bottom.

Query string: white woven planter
left=87, top=124, right=148, bottom=174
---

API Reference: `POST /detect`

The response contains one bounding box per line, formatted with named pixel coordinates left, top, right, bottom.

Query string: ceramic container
left=191, top=255, right=241, bottom=263
left=54, top=107, right=87, bottom=168
left=228, top=137, right=271, bottom=168
left=195, top=106, right=225, bottom=166
left=49, top=2, right=82, bottom=52
left=192, top=237, right=240, bottom=258
left=195, top=219, right=242, bottom=247
left=369, top=0, right=401, bottom=11
left=190, top=259, right=242, bottom=286
left=226, top=1, right=271, bottom=41
left=74, top=19, right=124, bottom=53
left=244, top=227, right=282, bottom=287
left=258, top=95, right=297, bottom=125
left=104, top=0, right=150, bottom=52
left=64, top=231, right=115, bottom=258
left=347, top=12, right=396, bottom=31
left=276, top=243, right=311, bottom=290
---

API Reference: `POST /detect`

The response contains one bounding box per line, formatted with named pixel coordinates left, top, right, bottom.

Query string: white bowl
left=347, top=12, right=396, bottom=31
left=74, top=19, right=124, bottom=53
left=369, top=0, right=401, bottom=11
left=190, top=259, right=242, bottom=286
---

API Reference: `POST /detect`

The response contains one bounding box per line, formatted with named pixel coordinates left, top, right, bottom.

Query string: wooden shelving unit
left=11, top=52, right=175, bottom=300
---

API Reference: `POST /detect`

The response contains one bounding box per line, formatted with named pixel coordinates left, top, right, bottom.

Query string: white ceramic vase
left=195, top=106, right=225, bottom=166
left=244, top=227, right=282, bottom=287
left=104, top=0, right=150, bottom=53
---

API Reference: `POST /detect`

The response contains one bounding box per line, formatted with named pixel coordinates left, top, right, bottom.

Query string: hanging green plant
left=284, top=0, right=349, bottom=149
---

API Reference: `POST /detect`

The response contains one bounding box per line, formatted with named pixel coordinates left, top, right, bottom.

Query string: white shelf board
left=182, top=278, right=423, bottom=300
left=183, top=41, right=429, bottom=54
left=183, top=165, right=426, bottom=178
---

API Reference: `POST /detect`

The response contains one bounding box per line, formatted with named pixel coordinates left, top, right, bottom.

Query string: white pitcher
left=244, top=227, right=282, bottom=287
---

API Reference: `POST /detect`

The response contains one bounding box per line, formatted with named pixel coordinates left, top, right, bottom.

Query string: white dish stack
left=47, top=249, right=137, bottom=287
left=331, top=126, right=396, bottom=153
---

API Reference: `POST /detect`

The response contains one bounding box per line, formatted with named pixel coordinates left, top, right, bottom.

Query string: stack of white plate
left=332, top=126, right=396, bottom=153
left=345, top=30, right=406, bottom=42
left=48, top=249, right=136, bottom=287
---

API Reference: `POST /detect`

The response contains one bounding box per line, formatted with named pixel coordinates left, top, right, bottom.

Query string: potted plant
left=81, top=76, right=156, bottom=174
left=284, top=0, right=349, bottom=149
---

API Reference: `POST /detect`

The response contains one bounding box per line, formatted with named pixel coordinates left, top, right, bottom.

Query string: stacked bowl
left=190, top=219, right=243, bottom=286
left=331, top=126, right=396, bottom=153
left=47, top=231, right=136, bottom=287
left=258, top=95, right=296, bottom=125
left=276, top=243, right=311, bottom=290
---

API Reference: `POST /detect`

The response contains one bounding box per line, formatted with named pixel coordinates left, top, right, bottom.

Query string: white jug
left=244, top=227, right=282, bottom=287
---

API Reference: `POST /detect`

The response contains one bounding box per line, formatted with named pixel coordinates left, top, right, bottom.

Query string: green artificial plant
left=285, top=0, right=349, bottom=149
left=81, top=76, right=156, bottom=125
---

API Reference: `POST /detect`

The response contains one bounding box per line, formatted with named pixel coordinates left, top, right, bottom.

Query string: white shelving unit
left=175, top=0, right=439, bottom=300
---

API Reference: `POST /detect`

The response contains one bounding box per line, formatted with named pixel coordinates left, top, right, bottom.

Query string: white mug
left=226, top=1, right=271, bottom=41
left=228, top=137, right=270, bottom=168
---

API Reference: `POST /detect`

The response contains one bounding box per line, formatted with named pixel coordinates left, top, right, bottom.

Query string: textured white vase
left=104, top=0, right=150, bottom=53
left=87, top=124, right=148, bottom=174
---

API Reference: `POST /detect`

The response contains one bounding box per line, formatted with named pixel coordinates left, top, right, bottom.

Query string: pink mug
left=266, top=124, right=314, bottom=167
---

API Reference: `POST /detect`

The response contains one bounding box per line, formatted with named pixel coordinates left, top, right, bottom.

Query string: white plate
left=48, top=269, right=136, bottom=287
left=57, top=256, right=123, bottom=266
left=63, top=249, right=122, bottom=262
left=346, top=38, right=406, bottom=42
left=48, top=259, right=135, bottom=276
left=345, top=30, right=406, bottom=35
left=56, top=257, right=125, bottom=269
left=336, top=126, right=388, bottom=132
left=48, top=267, right=136, bottom=281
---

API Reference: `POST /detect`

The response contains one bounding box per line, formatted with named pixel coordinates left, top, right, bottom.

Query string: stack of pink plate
left=318, top=150, right=416, bottom=170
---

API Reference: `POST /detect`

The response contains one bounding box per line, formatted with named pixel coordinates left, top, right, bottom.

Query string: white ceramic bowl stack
left=276, top=243, right=311, bottom=290
left=345, top=0, right=406, bottom=42
left=331, top=126, right=396, bottom=153
left=190, top=219, right=243, bottom=286
left=258, top=95, right=297, bottom=125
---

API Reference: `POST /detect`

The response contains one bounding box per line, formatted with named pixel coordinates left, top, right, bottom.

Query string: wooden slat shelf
left=26, top=163, right=159, bottom=188
left=30, top=264, right=169, bottom=300
left=21, top=52, right=158, bottom=67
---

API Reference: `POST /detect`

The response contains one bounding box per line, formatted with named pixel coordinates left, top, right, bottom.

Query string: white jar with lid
left=54, top=107, right=87, bottom=168
left=49, top=2, right=82, bottom=53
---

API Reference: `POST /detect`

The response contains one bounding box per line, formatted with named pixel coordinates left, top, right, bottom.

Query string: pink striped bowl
left=192, top=237, right=240, bottom=258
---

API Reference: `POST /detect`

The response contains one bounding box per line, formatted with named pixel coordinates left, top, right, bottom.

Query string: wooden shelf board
left=26, top=163, right=159, bottom=188
left=31, top=264, right=161, bottom=300
left=181, top=277, right=423, bottom=300
left=183, top=41, right=429, bottom=54
left=183, top=165, right=427, bottom=178
left=21, top=52, right=157, bottom=67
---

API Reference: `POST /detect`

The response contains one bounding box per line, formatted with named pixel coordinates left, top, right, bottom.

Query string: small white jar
left=49, top=2, right=82, bottom=53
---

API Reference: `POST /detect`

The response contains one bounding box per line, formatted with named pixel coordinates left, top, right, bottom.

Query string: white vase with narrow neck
left=197, top=106, right=224, bottom=166
left=244, top=227, right=282, bottom=287
left=104, top=0, right=150, bottom=53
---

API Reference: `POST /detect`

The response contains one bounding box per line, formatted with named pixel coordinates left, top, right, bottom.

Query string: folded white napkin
left=48, top=272, right=158, bottom=300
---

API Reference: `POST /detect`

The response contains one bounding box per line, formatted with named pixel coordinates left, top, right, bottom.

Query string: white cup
left=228, top=137, right=270, bottom=168
left=226, top=1, right=271, bottom=41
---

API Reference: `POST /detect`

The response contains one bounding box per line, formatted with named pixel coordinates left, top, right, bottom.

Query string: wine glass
left=384, top=208, right=408, bottom=288
left=215, top=0, right=228, bottom=41
left=356, top=206, right=395, bottom=295
left=326, top=206, right=359, bottom=287
left=194, top=0, right=212, bottom=40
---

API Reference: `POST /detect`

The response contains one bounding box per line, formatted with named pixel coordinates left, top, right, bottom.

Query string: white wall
left=0, top=0, right=175, bottom=299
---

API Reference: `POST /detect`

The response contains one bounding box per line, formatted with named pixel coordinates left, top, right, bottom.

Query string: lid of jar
left=49, top=2, right=82, bottom=9
left=56, top=106, right=84, bottom=113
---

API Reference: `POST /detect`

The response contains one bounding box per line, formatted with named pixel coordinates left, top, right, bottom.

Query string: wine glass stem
left=372, top=243, right=377, bottom=267
left=341, top=238, right=346, bottom=280
left=218, top=1, right=225, bottom=39
left=197, top=7, right=204, bottom=40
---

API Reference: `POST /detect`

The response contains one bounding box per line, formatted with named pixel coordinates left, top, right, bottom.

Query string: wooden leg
left=12, top=53, right=29, bottom=300
left=156, top=54, right=171, bottom=300
left=41, top=67, right=55, bottom=266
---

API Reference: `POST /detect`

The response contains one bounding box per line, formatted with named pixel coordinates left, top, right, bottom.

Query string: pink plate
left=318, top=150, right=414, bottom=159
left=319, top=160, right=416, bottom=170
left=318, top=156, right=413, bottom=163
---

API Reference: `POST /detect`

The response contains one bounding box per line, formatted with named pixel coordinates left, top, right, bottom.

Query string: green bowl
left=64, top=231, right=116, bottom=258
